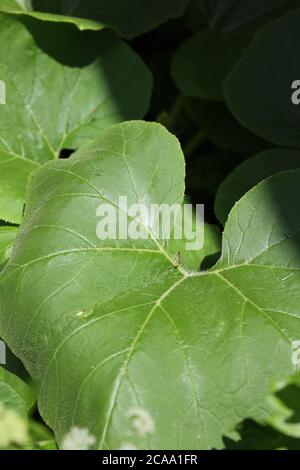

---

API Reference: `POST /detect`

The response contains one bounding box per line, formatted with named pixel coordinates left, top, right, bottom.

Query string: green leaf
left=0, top=226, right=18, bottom=266
left=215, top=149, right=300, bottom=225
left=7, top=0, right=190, bottom=38
left=0, top=365, right=37, bottom=449
left=170, top=216, right=221, bottom=272
left=172, top=31, right=250, bottom=101
left=0, top=16, right=152, bottom=224
left=0, top=148, right=38, bottom=224
left=200, top=0, right=287, bottom=31
left=266, top=372, right=300, bottom=439
left=184, top=97, right=270, bottom=153
left=168, top=197, right=221, bottom=272
left=225, top=419, right=300, bottom=450
left=0, top=0, right=104, bottom=31
left=17, top=0, right=32, bottom=8
left=238, top=0, right=300, bottom=33
left=182, top=0, right=207, bottom=32
left=0, top=365, right=56, bottom=449
left=26, top=419, right=57, bottom=450
left=198, top=224, right=221, bottom=270
left=224, top=11, right=300, bottom=148
left=1, top=121, right=300, bottom=449
left=60, top=0, right=189, bottom=38
left=0, top=366, right=34, bottom=415
left=0, top=0, right=31, bottom=10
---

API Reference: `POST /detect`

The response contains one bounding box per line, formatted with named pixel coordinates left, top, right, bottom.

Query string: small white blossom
left=0, top=405, right=28, bottom=448
left=61, top=426, right=96, bottom=450
left=119, top=442, right=138, bottom=450
left=127, top=407, right=155, bottom=436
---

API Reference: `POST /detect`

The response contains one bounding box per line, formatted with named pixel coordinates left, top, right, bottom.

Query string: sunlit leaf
left=1, top=121, right=300, bottom=449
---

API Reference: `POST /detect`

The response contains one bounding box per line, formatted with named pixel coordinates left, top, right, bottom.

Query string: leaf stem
left=168, top=95, right=184, bottom=130
left=158, top=95, right=184, bottom=131
left=183, top=129, right=207, bottom=158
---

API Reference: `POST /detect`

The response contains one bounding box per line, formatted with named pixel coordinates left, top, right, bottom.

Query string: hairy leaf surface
left=1, top=121, right=300, bottom=449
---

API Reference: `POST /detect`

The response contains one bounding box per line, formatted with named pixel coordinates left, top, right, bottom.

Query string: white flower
left=127, top=407, right=155, bottom=436
left=61, top=426, right=96, bottom=450
left=0, top=405, right=28, bottom=448
left=119, top=442, right=138, bottom=450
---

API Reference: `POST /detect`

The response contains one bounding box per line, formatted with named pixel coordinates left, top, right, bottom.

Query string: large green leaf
left=184, top=98, right=270, bottom=153
left=200, top=0, right=287, bottom=31
left=224, top=11, right=300, bottom=148
left=9, top=0, right=190, bottom=38
left=215, top=150, right=300, bottom=225
left=1, top=121, right=300, bottom=449
left=172, top=31, right=250, bottom=101
left=60, top=0, right=189, bottom=38
left=0, top=16, right=152, bottom=224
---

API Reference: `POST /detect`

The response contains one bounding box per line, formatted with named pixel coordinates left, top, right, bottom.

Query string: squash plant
left=0, top=0, right=300, bottom=451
